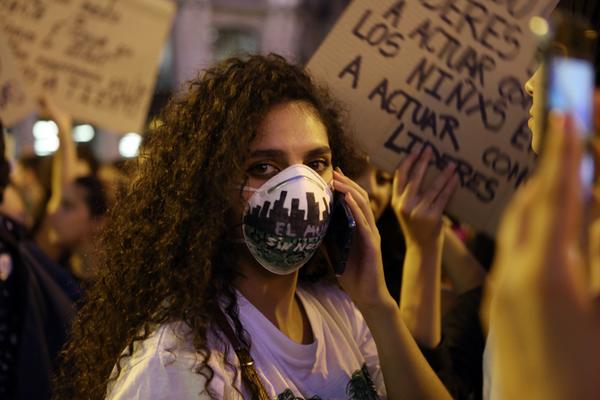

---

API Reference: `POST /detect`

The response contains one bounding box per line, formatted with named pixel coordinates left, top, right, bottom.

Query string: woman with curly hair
left=52, top=54, right=455, bottom=399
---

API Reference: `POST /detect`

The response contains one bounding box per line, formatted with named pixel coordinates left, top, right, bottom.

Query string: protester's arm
left=442, top=226, right=486, bottom=295
left=41, top=96, right=75, bottom=214
left=486, top=114, right=600, bottom=400
left=390, top=148, right=458, bottom=348
left=333, top=166, right=452, bottom=400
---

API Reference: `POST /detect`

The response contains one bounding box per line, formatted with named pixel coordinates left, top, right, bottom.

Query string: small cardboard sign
left=308, top=0, right=558, bottom=236
left=0, top=33, right=36, bottom=126
left=0, top=0, right=175, bottom=133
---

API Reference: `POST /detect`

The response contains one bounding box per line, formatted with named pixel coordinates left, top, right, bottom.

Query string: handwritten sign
left=308, top=0, right=558, bottom=236
left=0, top=32, right=36, bottom=126
left=0, top=0, right=175, bottom=133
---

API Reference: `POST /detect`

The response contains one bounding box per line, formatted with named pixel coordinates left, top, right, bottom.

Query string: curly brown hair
left=52, top=54, right=363, bottom=399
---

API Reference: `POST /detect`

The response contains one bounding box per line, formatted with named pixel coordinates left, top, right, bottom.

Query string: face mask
left=241, top=164, right=333, bottom=275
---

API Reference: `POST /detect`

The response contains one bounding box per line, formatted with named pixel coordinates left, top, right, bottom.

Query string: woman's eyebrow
left=305, top=146, right=332, bottom=158
left=248, top=149, right=286, bottom=159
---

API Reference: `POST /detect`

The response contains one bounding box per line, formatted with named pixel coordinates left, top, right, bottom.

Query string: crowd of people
left=1, top=0, right=599, bottom=399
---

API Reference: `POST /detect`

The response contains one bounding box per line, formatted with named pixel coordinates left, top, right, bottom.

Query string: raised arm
left=40, top=96, right=76, bottom=214
left=441, top=225, right=486, bottom=295
left=391, top=148, right=458, bottom=348
left=487, top=114, right=600, bottom=400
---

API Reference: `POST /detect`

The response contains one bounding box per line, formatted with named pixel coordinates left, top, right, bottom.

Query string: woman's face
left=525, top=67, right=545, bottom=153
left=355, top=163, right=392, bottom=221
left=49, top=182, right=100, bottom=250
left=0, top=184, right=31, bottom=227
left=243, top=100, right=333, bottom=192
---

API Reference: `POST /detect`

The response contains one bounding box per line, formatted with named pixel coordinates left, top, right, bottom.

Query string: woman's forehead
left=251, top=101, right=330, bottom=154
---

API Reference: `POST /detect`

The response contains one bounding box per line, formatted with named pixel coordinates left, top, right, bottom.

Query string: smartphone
left=542, top=11, right=597, bottom=189
left=324, top=191, right=356, bottom=276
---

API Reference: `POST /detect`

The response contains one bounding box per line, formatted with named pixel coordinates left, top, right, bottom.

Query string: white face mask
left=241, top=164, right=333, bottom=275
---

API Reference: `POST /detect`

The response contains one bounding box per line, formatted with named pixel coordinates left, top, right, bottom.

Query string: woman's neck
left=234, top=257, right=313, bottom=344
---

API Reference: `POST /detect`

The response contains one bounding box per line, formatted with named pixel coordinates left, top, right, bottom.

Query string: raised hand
left=487, top=114, right=600, bottom=400
left=391, top=147, right=459, bottom=252
left=388, top=147, right=459, bottom=347
left=39, top=94, right=72, bottom=133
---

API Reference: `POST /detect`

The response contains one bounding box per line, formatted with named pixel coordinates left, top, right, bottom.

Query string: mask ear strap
left=230, top=184, right=258, bottom=191
left=242, top=186, right=259, bottom=192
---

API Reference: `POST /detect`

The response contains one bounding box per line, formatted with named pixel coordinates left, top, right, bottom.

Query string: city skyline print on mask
left=242, top=164, right=333, bottom=275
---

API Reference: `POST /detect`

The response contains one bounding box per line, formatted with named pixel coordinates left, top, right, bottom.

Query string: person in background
left=483, top=1, right=600, bottom=399
left=355, top=154, right=487, bottom=398
left=37, top=97, right=113, bottom=282
left=0, top=120, right=79, bottom=400
left=356, top=160, right=486, bottom=306
left=355, top=162, right=406, bottom=301
left=368, top=150, right=487, bottom=399
left=11, top=154, right=52, bottom=233
left=486, top=114, right=600, bottom=400
left=0, top=180, right=32, bottom=228
left=49, top=174, right=111, bottom=282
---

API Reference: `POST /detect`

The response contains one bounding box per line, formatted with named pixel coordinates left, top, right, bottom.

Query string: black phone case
left=324, top=192, right=356, bottom=275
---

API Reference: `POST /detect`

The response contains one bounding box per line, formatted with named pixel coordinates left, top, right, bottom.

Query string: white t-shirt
left=106, top=283, right=386, bottom=399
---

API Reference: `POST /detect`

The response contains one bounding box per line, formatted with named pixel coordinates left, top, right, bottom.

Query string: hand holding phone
left=542, top=11, right=598, bottom=190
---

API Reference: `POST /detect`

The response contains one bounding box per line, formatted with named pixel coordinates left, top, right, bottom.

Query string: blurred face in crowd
left=525, top=67, right=545, bottom=154
left=355, top=163, right=393, bottom=221
left=12, top=162, right=46, bottom=222
left=0, top=184, right=31, bottom=227
left=49, top=181, right=103, bottom=250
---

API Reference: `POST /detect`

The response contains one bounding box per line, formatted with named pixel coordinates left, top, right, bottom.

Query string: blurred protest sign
left=0, top=33, right=36, bottom=126
left=308, top=0, right=558, bottom=236
left=0, top=0, right=175, bottom=132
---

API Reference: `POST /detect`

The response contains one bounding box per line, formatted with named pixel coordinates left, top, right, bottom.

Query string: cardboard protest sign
left=0, top=33, right=36, bottom=126
left=0, top=0, right=175, bottom=133
left=308, top=0, right=558, bottom=236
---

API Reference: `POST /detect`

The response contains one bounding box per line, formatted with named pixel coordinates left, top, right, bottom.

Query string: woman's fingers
left=421, top=162, right=456, bottom=209
left=342, top=191, right=372, bottom=239
left=404, top=147, right=433, bottom=197
left=333, top=179, right=376, bottom=232
left=537, top=114, right=583, bottom=248
left=334, top=170, right=377, bottom=231
left=430, top=173, right=459, bottom=214
left=38, top=95, right=72, bottom=131
left=393, top=148, right=420, bottom=196
left=335, top=168, right=369, bottom=203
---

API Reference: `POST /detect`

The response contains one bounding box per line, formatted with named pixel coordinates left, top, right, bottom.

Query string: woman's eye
left=247, top=163, right=279, bottom=177
left=306, top=159, right=330, bottom=173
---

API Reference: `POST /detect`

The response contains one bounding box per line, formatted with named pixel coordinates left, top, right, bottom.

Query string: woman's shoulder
left=122, top=322, right=197, bottom=364
left=299, top=281, right=380, bottom=375
left=106, top=322, right=220, bottom=400
left=299, top=281, right=366, bottom=332
left=300, top=281, right=354, bottom=309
